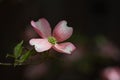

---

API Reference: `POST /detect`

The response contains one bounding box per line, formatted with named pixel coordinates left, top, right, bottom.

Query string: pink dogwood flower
left=29, top=18, right=76, bottom=54
left=102, top=67, right=120, bottom=80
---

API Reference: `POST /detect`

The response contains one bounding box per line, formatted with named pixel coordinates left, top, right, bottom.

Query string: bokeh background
left=0, top=0, right=120, bottom=80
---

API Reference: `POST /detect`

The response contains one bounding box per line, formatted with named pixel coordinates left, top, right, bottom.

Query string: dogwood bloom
left=29, top=18, right=76, bottom=54
left=102, top=67, right=120, bottom=80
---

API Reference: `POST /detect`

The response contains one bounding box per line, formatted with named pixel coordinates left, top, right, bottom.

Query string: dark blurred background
left=0, top=0, right=120, bottom=80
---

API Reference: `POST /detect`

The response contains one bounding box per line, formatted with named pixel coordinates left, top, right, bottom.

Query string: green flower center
left=48, top=36, right=57, bottom=45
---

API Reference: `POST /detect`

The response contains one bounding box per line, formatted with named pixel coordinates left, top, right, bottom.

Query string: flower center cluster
left=48, top=36, right=57, bottom=45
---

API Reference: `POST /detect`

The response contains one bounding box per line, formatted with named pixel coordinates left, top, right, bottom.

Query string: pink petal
left=29, top=38, right=52, bottom=52
left=53, top=20, right=73, bottom=42
left=53, top=42, right=76, bottom=54
left=31, top=18, right=51, bottom=38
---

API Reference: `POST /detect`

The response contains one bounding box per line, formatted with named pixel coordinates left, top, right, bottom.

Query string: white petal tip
left=31, top=20, right=36, bottom=27
left=29, top=39, right=34, bottom=46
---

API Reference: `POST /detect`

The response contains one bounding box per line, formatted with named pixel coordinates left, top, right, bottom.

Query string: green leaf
left=13, top=50, right=33, bottom=66
left=14, top=41, right=23, bottom=58
left=14, top=60, right=22, bottom=67
left=19, top=50, right=33, bottom=63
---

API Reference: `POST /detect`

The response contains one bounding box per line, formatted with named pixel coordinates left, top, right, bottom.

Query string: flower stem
left=0, top=62, right=13, bottom=65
